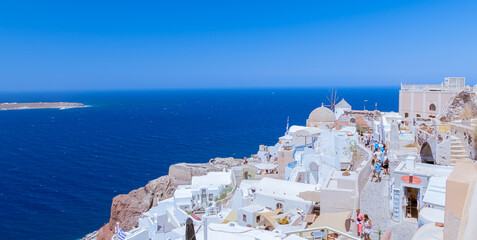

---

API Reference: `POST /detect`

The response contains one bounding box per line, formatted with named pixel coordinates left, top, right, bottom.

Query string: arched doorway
left=429, top=104, right=436, bottom=111
left=309, top=162, right=319, bottom=184
left=420, top=142, right=435, bottom=164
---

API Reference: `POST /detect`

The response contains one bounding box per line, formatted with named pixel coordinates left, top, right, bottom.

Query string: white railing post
left=203, top=215, right=208, bottom=240
left=284, top=226, right=360, bottom=240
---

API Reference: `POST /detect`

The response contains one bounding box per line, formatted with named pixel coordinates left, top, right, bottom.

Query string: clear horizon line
left=0, top=85, right=401, bottom=94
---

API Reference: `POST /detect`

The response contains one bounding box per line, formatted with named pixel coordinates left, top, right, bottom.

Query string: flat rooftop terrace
left=394, top=162, right=453, bottom=177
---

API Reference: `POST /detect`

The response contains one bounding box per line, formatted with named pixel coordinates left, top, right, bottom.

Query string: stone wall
left=320, top=188, right=356, bottom=213
left=436, top=134, right=451, bottom=165
left=416, top=128, right=437, bottom=162
left=356, top=144, right=372, bottom=196
left=389, top=123, right=400, bottom=150
left=416, top=123, right=460, bottom=165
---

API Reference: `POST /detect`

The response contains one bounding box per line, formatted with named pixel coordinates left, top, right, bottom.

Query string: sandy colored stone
left=438, top=90, right=477, bottom=122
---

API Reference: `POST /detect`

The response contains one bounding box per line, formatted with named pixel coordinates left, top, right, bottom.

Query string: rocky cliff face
left=83, top=157, right=244, bottom=240
left=439, top=90, right=477, bottom=122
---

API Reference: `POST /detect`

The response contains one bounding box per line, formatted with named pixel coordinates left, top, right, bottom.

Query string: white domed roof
left=308, top=104, right=336, bottom=122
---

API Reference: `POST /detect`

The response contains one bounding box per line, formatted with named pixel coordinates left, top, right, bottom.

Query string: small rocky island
left=0, top=102, right=86, bottom=110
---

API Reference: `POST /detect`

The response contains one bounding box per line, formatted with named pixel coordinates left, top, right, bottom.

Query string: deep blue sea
left=0, top=88, right=398, bottom=240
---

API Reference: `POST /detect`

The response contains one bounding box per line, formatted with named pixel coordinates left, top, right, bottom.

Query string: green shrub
left=217, top=185, right=233, bottom=201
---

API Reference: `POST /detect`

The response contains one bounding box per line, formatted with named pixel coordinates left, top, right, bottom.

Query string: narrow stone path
left=359, top=151, right=418, bottom=240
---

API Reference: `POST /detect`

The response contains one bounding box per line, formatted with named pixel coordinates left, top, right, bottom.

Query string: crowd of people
left=370, top=147, right=389, bottom=183
left=354, top=134, right=388, bottom=239
left=360, top=133, right=389, bottom=183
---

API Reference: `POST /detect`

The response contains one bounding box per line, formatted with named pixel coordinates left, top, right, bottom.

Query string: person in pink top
left=354, top=209, right=364, bottom=238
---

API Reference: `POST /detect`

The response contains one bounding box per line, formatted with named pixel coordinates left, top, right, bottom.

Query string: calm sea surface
left=0, top=88, right=398, bottom=239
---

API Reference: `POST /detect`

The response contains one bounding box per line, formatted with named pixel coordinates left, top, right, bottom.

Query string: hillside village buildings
left=399, top=77, right=472, bottom=119
left=112, top=80, right=477, bottom=240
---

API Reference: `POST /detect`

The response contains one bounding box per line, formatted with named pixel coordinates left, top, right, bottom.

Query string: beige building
left=399, top=77, right=471, bottom=119
left=277, top=148, right=294, bottom=180
left=444, top=160, right=477, bottom=240
left=306, top=104, right=336, bottom=128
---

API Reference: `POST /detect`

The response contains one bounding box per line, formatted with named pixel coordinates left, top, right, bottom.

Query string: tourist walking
left=363, top=214, right=373, bottom=240
left=382, top=152, right=389, bottom=176
left=375, top=159, right=382, bottom=182
left=370, top=158, right=376, bottom=182
left=355, top=209, right=364, bottom=238
left=374, top=149, right=382, bottom=161
left=370, top=137, right=375, bottom=151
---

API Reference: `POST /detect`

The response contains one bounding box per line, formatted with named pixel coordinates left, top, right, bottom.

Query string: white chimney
left=406, top=156, right=416, bottom=170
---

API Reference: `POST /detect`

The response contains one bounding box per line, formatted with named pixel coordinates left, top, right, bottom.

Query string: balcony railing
left=285, top=226, right=360, bottom=240
left=401, top=83, right=472, bottom=92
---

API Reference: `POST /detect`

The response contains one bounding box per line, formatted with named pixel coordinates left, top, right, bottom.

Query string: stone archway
left=420, top=142, right=435, bottom=164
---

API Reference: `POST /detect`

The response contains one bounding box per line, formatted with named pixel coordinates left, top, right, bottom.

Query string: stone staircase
left=450, top=136, right=468, bottom=166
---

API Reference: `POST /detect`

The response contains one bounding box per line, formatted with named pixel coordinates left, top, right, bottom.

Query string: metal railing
left=287, top=161, right=298, bottom=168
left=400, top=83, right=472, bottom=92
left=285, top=226, right=360, bottom=240
left=295, top=143, right=314, bottom=151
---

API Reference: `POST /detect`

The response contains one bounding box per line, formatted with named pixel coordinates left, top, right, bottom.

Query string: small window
left=208, top=194, right=213, bottom=201
left=276, top=203, right=283, bottom=210
left=350, top=118, right=356, bottom=124
left=429, top=104, right=436, bottom=111
left=416, top=114, right=421, bottom=118
left=243, top=214, right=247, bottom=222
left=405, top=113, right=409, bottom=118
left=256, top=216, right=260, bottom=223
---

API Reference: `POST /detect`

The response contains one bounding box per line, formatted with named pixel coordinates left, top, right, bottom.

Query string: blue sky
left=0, top=0, right=476, bottom=91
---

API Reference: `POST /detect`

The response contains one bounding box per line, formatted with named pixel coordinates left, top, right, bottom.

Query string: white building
left=418, top=176, right=447, bottom=227
left=173, top=171, right=231, bottom=210
left=170, top=222, right=306, bottom=240
left=292, top=127, right=321, bottom=147
left=334, top=99, right=352, bottom=119
left=252, top=177, right=319, bottom=212
left=390, top=157, right=453, bottom=222
left=286, top=147, right=335, bottom=186
left=115, top=198, right=184, bottom=240
left=284, top=127, right=358, bottom=183
left=237, top=204, right=266, bottom=228
left=256, top=144, right=280, bottom=162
